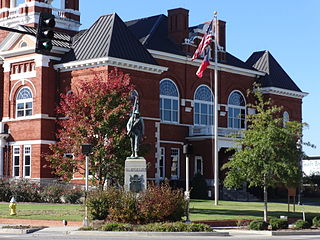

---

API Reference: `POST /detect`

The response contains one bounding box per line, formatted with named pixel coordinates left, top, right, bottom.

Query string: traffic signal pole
left=0, top=26, right=35, bottom=36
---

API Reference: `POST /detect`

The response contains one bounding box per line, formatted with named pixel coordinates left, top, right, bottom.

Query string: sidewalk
left=0, top=218, right=82, bottom=227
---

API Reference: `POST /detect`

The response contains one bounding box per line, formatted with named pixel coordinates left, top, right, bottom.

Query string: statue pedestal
left=124, top=157, right=147, bottom=193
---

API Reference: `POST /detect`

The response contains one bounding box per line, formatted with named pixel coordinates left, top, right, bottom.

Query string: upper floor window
left=16, top=87, right=33, bottom=118
left=283, top=111, right=289, bottom=127
left=228, top=91, right=246, bottom=129
left=160, top=79, right=179, bottom=123
left=194, top=85, right=214, bottom=125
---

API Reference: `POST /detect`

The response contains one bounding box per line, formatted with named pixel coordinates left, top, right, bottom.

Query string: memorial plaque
left=124, top=157, right=147, bottom=193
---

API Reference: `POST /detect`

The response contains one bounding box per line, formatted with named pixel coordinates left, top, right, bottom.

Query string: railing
left=52, top=8, right=67, bottom=19
left=189, top=125, right=244, bottom=138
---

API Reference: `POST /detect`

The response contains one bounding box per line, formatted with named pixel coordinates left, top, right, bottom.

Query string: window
left=13, top=147, right=20, bottom=177
left=159, top=147, right=165, bottom=179
left=16, top=87, right=33, bottom=118
left=170, top=148, right=180, bottom=179
left=283, top=111, right=289, bottom=127
left=194, top=156, right=203, bottom=175
left=19, top=41, right=28, bottom=48
left=194, top=85, right=214, bottom=125
left=228, top=91, right=246, bottom=129
left=160, top=79, right=179, bottom=123
left=23, top=146, right=31, bottom=178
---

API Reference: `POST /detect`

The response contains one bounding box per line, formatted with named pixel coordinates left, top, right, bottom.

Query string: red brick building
left=0, top=1, right=307, bottom=192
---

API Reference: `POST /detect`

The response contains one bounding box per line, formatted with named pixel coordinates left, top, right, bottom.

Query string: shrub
left=312, top=216, right=320, bottom=227
left=137, top=222, right=211, bottom=232
left=9, top=179, right=42, bottom=202
left=137, top=184, right=186, bottom=223
left=99, top=222, right=134, bottom=231
left=40, top=184, right=65, bottom=203
left=87, top=190, right=110, bottom=220
left=107, top=190, right=140, bottom=224
left=249, top=220, right=269, bottom=230
left=0, top=179, right=12, bottom=202
left=269, top=218, right=288, bottom=230
left=294, top=220, right=311, bottom=229
left=190, top=173, right=208, bottom=199
left=63, top=188, right=83, bottom=204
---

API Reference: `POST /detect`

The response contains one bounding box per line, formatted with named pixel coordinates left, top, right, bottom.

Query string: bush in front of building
left=87, top=184, right=186, bottom=224
left=269, top=218, right=288, bottom=230
left=136, top=222, right=211, bottom=232
left=190, top=173, right=208, bottom=199
left=0, top=179, right=15, bottom=202
left=0, top=179, right=83, bottom=203
left=248, top=220, right=269, bottom=230
left=294, top=219, right=311, bottom=229
left=137, top=184, right=186, bottom=223
left=312, top=216, right=320, bottom=227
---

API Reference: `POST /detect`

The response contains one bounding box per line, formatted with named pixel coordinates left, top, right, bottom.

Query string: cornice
left=148, top=49, right=265, bottom=78
left=53, top=56, right=168, bottom=74
left=260, top=87, right=308, bottom=99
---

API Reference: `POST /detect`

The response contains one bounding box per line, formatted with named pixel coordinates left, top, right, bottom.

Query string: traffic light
left=36, top=12, right=55, bottom=54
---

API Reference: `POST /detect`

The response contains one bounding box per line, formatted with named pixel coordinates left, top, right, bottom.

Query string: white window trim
left=170, top=148, right=180, bottom=179
left=23, top=145, right=31, bottom=178
left=194, top=156, right=204, bottom=175
left=16, top=87, right=33, bottom=118
left=159, top=147, right=165, bottom=180
left=194, top=84, right=214, bottom=126
left=13, top=146, right=20, bottom=178
left=160, top=79, right=180, bottom=124
left=227, top=90, right=246, bottom=130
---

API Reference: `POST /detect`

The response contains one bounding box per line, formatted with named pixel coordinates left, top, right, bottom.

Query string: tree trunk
left=263, top=184, right=268, bottom=222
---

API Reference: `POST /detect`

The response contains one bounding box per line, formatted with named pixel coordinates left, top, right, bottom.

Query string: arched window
left=160, top=79, right=179, bottom=123
left=283, top=111, right=289, bottom=127
left=228, top=91, right=246, bottom=129
left=194, top=85, right=214, bottom=125
left=16, top=87, right=33, bottom=117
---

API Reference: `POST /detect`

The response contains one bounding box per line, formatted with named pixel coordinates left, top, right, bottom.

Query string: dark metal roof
left=63, top=13, right=158, bottom=65
left=246, top=50, right=301, bottom=92
left=20, top=25, right=72, bottom=48
left=126, top=14, right=185, bottom=56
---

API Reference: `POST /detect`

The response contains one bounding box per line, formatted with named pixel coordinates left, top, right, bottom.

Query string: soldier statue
left=127, top=98, right=144, bottom=158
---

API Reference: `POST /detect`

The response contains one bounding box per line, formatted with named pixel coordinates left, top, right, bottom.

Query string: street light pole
left=183, top=144, right=192, bottom=223
left=82, top=144, right=92, bottom=227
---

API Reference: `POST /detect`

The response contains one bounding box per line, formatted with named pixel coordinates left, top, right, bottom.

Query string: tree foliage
left=222, top=85, right=304, bottom=220
left=47, top=69, right=133, bottom=188
left=223, top=86, right=303, bottom=189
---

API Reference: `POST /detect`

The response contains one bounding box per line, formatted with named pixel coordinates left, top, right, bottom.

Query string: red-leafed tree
left=47, top=69, right=133, bottom=188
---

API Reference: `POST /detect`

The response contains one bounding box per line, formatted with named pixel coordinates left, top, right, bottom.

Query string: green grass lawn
left=0, top=203, right=84, bottom=221
left=0, top=200, right=319, bottom=222
left=189, top=199, right=320, bottom=221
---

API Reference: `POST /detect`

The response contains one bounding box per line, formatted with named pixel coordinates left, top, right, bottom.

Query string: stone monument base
left=124, top=157, right=147, bottom=193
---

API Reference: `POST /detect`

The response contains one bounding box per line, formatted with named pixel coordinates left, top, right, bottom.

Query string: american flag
left=196, top=48, right=211, bottom=78
left=191, top=21, right=214, bottom=61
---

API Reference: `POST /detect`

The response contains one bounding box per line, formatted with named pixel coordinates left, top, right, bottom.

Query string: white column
left=0, top=145, right=3, bottom=177
left=10, top=0, right=16, bottom=8
left=61, top=0, right=65, bottom=9
left=155, top=122, right=160, bottom=185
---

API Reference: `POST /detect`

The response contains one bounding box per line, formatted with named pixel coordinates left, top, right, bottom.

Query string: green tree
left=222, top=85, right=304, bottom=221
left=47, top=69, right=133, bottom=189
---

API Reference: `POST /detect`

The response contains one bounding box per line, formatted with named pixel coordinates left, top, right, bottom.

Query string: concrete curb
left=69, top=230, right=230, bottom=237
left=0, top=227, right=43, bottom=234
left=225, top=229, right=320, bottom=236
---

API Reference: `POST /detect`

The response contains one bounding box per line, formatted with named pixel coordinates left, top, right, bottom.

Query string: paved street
left=0, top=230, right=320, bottom=240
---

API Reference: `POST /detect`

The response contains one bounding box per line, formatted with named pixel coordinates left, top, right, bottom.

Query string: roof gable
left=246, top=50, right=301, bottom=92
left=64, top=13, right=158, bottom=65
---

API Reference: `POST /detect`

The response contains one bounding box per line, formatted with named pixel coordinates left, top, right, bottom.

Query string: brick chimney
left=167, top=8, right=189, bottom=46
left=217, top=20, right=226, bottom=51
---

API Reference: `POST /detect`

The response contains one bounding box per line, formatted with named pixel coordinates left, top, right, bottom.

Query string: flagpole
left=213, top=12, right=219, bottom=206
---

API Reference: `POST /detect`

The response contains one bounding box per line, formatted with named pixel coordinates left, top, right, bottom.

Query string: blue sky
left=77, top=0, right=319, bottom=156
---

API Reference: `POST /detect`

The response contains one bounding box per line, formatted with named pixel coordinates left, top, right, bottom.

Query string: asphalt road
left=1, top=232, right=320, bottom=240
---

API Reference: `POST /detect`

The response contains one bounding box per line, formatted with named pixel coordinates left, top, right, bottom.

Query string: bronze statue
left=127, top=97, right=144, bottom=158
